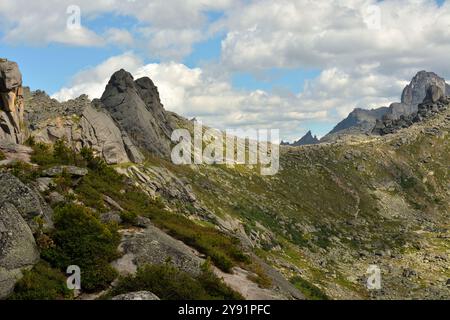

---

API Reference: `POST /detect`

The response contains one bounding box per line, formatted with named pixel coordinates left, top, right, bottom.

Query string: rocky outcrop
left=386, top=71, right=448, bottom=119
left=0, top=173, right=53, bottom=232
left=373, top=86, right=449, bottom=135
left=112, top=224, right=204, bottom=277
left=321, top=107, right=388, bottom=142
left=0, top=203, right=40, bottom=299
left=0, top=59, right=25, bottom=144
left=100, top=70, right=174, bottom=158
left=282, top=131, right=320, bottom=146
left=28, top=93, right=144, bottom=165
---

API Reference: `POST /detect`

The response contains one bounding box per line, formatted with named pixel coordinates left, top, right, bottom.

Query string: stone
left=111, top=291, right=160, bottom=300
left=47, top=192, right=65, bottom=206
left=42, top=165, right=88, bottom=177
left=103, top=195, right=124, bottom=212
left=0, top=202, right=40, bottom=299
left=35, top=177, right=55, bottom=192
left=100, top=212, right=122, bottom=225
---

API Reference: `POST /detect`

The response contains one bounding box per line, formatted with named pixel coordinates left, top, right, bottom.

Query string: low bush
left=8, top=261, right=72, bottom=300
left=107, top=262, right=243, bottom=300
left=41, top=203, right=120, bottom=292
left=29, top=139, right=87, bottom=168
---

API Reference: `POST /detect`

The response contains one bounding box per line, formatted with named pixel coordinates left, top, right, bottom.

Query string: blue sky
left=0, top=0, right=449, bottom=140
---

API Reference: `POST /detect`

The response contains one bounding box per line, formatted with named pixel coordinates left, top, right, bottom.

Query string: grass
left=290, top=276, right=329, bottom=300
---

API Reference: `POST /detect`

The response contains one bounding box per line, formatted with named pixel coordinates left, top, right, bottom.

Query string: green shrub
left=41, top=203, right=120, bottom=292
left=8, top=261, right=72, bottom=300
left=290, top=276, right=329, bottom=300
left=107, top=262, right=243, bottom=300
left=0, top=150, right=5, bottom=160
left=30, top=140, right=86, bottom=168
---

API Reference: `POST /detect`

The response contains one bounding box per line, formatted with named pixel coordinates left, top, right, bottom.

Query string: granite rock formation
left=0, top=59, right=25, bottom=143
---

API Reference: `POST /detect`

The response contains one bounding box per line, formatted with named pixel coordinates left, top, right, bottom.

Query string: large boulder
left=0, top=173, right=53, bottom=232
left=0, top=202, right=40, bottom=299
left=100, top=69, right=174, bottom=158
left=112, top=223, right=204, bottom=277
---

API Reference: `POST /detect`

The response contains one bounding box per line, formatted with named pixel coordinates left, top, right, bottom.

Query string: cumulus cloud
left=0, top=0, right=236, bottom=59
left=218, top=0, right=450, bottom=78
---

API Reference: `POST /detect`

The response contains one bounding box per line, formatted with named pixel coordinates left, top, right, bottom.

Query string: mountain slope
left=1, top=62, right=449, bottom=300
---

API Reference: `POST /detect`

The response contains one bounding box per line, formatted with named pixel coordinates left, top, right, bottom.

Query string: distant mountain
left=282, top=131, right=319, bottom=146
left=320, top=107, right=388, bottom=142
left=321, top=71, right=449, bottom=141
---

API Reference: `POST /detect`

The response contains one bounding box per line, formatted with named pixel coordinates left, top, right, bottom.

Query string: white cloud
left=218, top=0, right=450, bottom=78
left=52, top=53, right=333, bottom=140
left=0, top=0, right=237, bottom=59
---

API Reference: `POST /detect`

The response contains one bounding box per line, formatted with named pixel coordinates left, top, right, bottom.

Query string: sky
left=0, top=0, right=449, bottom=141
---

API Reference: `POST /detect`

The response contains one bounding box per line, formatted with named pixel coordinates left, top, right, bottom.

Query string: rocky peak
left=100, top=69, right=173, bottom=157
left=401, top=71, right=447, bottom=106
left=386, top=71, right=449, bottom=119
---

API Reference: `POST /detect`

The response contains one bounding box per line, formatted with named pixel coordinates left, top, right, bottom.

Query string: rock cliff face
left=100, top=69, right=174, bottom=158
left=0, top=59, right=25, bottom=144
left=26, top=89, right=144, bottom=164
